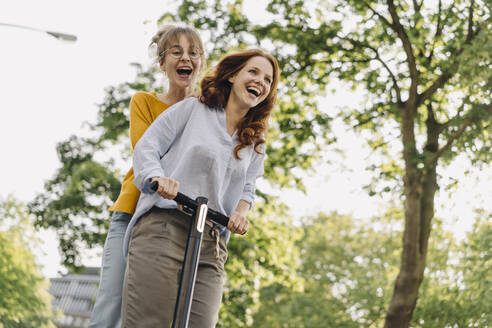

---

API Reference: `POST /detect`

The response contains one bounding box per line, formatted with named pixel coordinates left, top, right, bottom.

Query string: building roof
left=49, top=267, right=100, bottom=328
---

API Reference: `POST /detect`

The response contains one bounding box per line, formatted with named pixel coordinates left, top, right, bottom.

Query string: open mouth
left=177, top=67, right=193, bottom=76
left=246, top=87, right=260, bottom=97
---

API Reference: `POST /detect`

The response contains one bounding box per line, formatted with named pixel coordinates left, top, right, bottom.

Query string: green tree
left=451, top=211, right=492, bottom=326
left=168, top=0, right=491, bottom=326
left=28, top=65, right=160, bottom=269
left=253, top=208, right=406, bottom=327
left=0, top=196, right=57, bottom=328
left=288, top=211, right=402, bottom=327
left=219, top=199, right=301, bottom=328
left=252, top=208, right=489, bottom=328
left=413, top=210, right=492, bottom=327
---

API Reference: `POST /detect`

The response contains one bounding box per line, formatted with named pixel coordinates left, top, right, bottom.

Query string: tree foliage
left=240, top=208, right=490, bottom=328
left=28, top=64, right=160, bottom=269
left=256, top=210, right=402, bottom=328
left=217, top=204, right=490, bottom=328
left=0, top=196, right=56, bottom=328
left=218, top=199, right=301, bottom=327
left=413, top=211, right=492, bottom=327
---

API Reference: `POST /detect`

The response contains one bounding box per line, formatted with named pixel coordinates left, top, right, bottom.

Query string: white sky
left=1, top=0, right=491, bottom=278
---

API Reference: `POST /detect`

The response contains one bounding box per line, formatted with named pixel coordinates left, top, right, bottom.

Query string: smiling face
left=228, top=56, right=274, bottom=111
left=160, top=34, right=203, bottom=90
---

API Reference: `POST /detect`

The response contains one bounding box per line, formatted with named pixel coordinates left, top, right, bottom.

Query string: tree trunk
left=384, top=104, right=440, bottom=327
left=384, top=178, right=425, bottom=328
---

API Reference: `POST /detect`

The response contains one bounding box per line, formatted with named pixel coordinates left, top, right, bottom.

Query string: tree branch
left=412, top=0, right=423, bottom=13
left=417, top=72, right=452, bottom=107
left=423, top=103, right=442, bottom=153
left=467, top=0, right=475, bottom=43
left=426, top=103, right=439, bottom=128
left=351, top=108, right=389, bottom=129
left=340, top=36, right=402, bottom=103
left=418, top=3, right=481, bottom=106
left=387, top=0, right=419, bottom=105
left=361, top=0, right=393, bottom=28
left=375, top=54, right=402, bottom=104
left=426, top=0, right=443, bottom=64
left=425, top=115, right=478, bottom=166
left=439, top=106, right=465, bottom=131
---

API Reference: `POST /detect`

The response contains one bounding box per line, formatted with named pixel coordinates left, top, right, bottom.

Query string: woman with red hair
left=121, top=48, right=280, bottom=327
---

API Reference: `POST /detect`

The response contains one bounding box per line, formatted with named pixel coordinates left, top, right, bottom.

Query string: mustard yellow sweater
left=109, top=92, right=169, bottom=214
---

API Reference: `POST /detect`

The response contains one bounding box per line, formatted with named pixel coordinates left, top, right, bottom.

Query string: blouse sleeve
left=240, top=145, right=265, bottom=207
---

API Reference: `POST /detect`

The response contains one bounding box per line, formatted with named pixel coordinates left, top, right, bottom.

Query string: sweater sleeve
left=133, top=98, right=196, bottom=193
left=129, top=92, right=154, bottom=149
left=240, top=145, right=265, bottom=207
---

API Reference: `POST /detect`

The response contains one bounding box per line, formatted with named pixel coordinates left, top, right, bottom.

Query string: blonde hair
left=149, top=24, right=206, bottom=72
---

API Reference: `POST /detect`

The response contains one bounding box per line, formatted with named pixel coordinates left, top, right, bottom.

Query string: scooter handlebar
left=150, top=180, right=229, bottom=227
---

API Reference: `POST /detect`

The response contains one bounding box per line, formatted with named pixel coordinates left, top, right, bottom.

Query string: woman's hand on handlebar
left=150, top=177, right=179, bottom=200
left=227, top=211, right=249, bottom=235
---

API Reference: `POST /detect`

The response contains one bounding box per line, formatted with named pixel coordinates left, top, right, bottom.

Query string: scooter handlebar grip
left=150, top=180, right=229, bottom=226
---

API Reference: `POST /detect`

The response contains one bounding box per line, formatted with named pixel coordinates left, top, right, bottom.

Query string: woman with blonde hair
left=89, top=24, right=206, bottom=328
left=122, top=48, right=280, bottom=327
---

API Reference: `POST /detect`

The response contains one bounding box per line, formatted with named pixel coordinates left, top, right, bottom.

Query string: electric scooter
left=151, top=181, right=229, bottom=328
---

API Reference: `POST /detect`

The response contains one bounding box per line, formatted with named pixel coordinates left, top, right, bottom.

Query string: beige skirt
left=121, top=208, right=228, bottom=328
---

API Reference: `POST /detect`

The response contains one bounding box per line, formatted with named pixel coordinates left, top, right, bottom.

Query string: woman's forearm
left=234, top=199, right=251, bottom=217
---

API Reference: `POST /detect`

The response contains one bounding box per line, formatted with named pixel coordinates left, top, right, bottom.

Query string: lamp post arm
left=0, top=22, right=77, bottom=42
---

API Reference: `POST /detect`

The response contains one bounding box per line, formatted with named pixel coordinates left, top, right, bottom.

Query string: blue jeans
left=89, top=211, right=132, bottom=328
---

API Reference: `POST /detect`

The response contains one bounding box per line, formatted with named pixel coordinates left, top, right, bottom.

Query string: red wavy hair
left=200, top=49, right=280, bottom=159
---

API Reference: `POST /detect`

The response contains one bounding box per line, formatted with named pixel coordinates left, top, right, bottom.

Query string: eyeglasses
left=159, top=45, right=203, bottom=59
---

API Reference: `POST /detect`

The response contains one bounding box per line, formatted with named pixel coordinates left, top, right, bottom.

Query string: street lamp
left=0, top=22, right=77, bottom=42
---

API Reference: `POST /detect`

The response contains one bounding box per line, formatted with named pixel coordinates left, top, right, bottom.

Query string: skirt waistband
left=150, top=206, right=223, bottom=260
left=150, top=206, right=217, bottom=229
